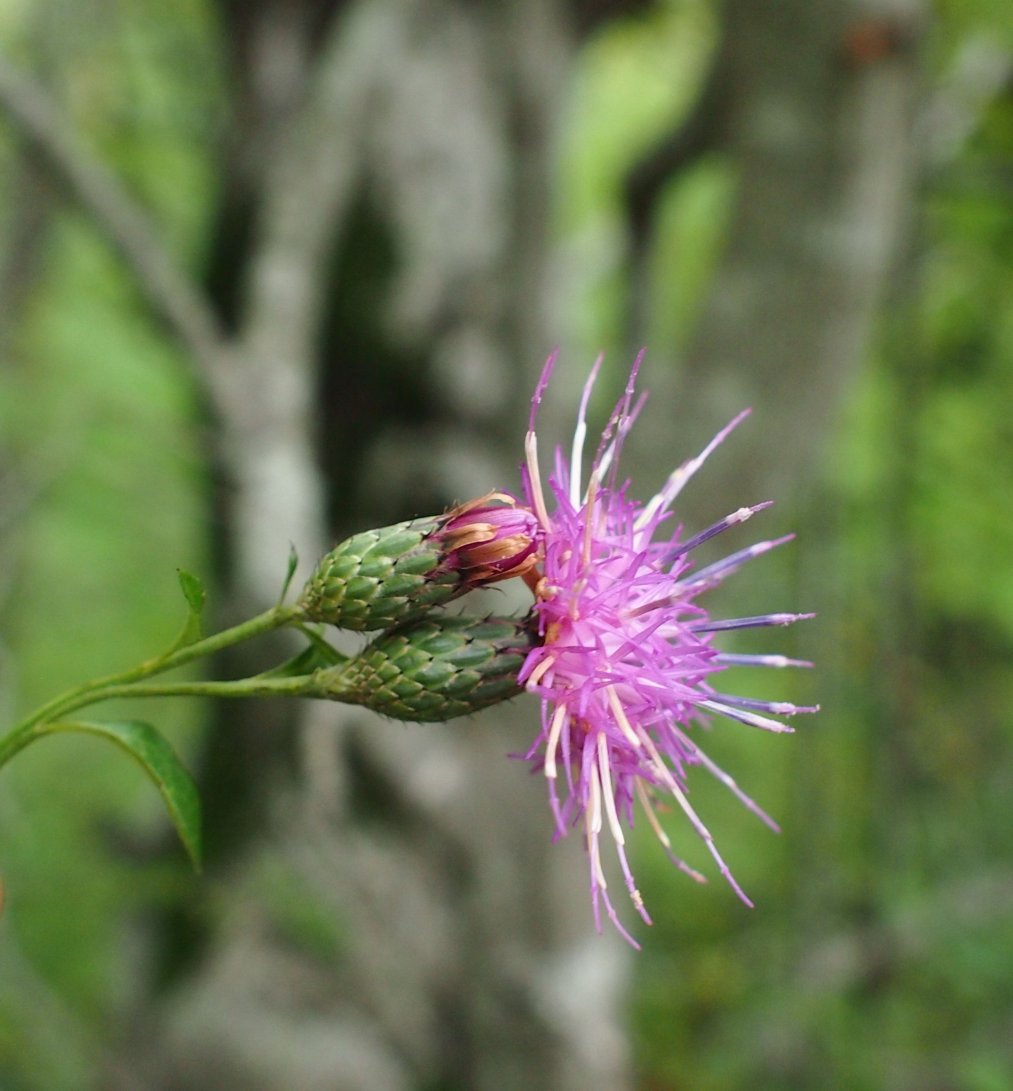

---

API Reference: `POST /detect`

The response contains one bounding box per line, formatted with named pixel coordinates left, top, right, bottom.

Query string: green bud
left=315, top=615, right=535, bottom=722
left=298, top=518, right=455, bottom=630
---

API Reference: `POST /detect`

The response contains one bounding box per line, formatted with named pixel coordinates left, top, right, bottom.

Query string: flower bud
left=438, top=492, right=540, bottom=584
left=298, top=493, right=539, bottom=630
left=315, top=614, right=535, bottom=722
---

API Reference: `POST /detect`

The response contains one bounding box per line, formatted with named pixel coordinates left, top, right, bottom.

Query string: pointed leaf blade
left=256, top=639, right=346, bottom=680
left=279, top=545, right=299, bottom=603
left=178, top=569, right=207, bottom=615
left=173, top=569, right=207, bottom=648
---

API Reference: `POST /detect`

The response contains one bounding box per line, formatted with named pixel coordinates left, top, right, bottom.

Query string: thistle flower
left=519, top=353, right=816, bottom=946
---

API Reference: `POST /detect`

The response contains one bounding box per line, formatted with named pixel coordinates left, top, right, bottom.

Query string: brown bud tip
left=437, top=492, right=540, bottom=586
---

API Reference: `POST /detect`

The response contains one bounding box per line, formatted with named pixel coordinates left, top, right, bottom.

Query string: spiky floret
left=519, top=353, right=816, bottom=946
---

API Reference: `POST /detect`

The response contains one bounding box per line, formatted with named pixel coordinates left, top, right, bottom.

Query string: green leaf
left=256, top=630, right=347, bottom=679
left=279, top=544, right=300, bottom=604
left=171, top=569, right=207, bottom=649
left=40, top=720, right=202, bottom=870
left=178, top=568, right=207, bottom=614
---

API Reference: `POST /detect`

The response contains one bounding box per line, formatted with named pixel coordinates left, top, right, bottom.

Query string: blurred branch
left=0, top=55, right=232, bottom=399
left=238, top=1, right=384, bottom=359
left=621, top=0, right=926, bottom=517
left=0, top=155, right=52, bottom=357
left=622, top=33, right=729, bottom=343
left=217, top=2, right=397, bottom=590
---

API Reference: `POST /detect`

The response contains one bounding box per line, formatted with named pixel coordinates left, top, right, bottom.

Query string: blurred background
left=0, top=0, right=1011, bottom=1088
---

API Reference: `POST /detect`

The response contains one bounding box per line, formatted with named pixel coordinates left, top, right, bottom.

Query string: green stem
left=0, top=603, right=303, bottom=771
left=86, top=677, right=320, bottom=702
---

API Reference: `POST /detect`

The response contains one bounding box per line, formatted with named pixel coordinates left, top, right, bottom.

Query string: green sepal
left=38, top=720, right=202, bottom=870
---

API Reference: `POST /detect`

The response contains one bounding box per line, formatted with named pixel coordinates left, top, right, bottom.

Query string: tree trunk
left=627, top=0, right=924, bottom=515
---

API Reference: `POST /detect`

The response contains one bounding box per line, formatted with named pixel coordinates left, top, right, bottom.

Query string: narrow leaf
left=279, top=544, right=299, bottom=604
left=256, top=633, right=346, bottom=679
left=172, top=569, right=207, bottom=649
left=41, top=720, right=202, bottom=870
left=178, top=569, right=207, bottom=615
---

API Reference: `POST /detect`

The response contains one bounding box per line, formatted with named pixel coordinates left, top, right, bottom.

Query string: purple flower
left=518, top=354, right=816, bottom=946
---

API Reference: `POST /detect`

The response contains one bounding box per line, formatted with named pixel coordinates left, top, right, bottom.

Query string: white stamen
left=597, top=733, right=626, bottom=847
left=524, top=430, right=551, bottom=528
left=607, top=686, right=643, bottom=751
left=636, top=728, right=682, bottom=796
left=544, top=703, right=567, bottom=780
left=570, top=354, right=603, bottom=508
left=526, top=653, right=555, bottom=688
left=588, top=762, right=603, bottom=835
left=587, top=767, right=609, bottom=895
left=715, top=653, right=814, bottom=669
left=698, top=699, right=796, bottom=734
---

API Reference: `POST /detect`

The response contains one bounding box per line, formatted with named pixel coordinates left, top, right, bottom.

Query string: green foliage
left=0, top=3, right=212, bottom=1080
left=647, top=158, right=735, bottom=354
left=556, top=0, right=719, bottom=354
left=172, top=568, right=207, bottom=649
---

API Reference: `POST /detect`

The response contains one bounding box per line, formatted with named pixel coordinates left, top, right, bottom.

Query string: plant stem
left=0, top=603, right=303, bottom=771
left=75, top=676, right=320, bottom=703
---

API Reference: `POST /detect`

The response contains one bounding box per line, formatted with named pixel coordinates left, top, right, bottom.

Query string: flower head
left=518, top=353, right=816, bottom=946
